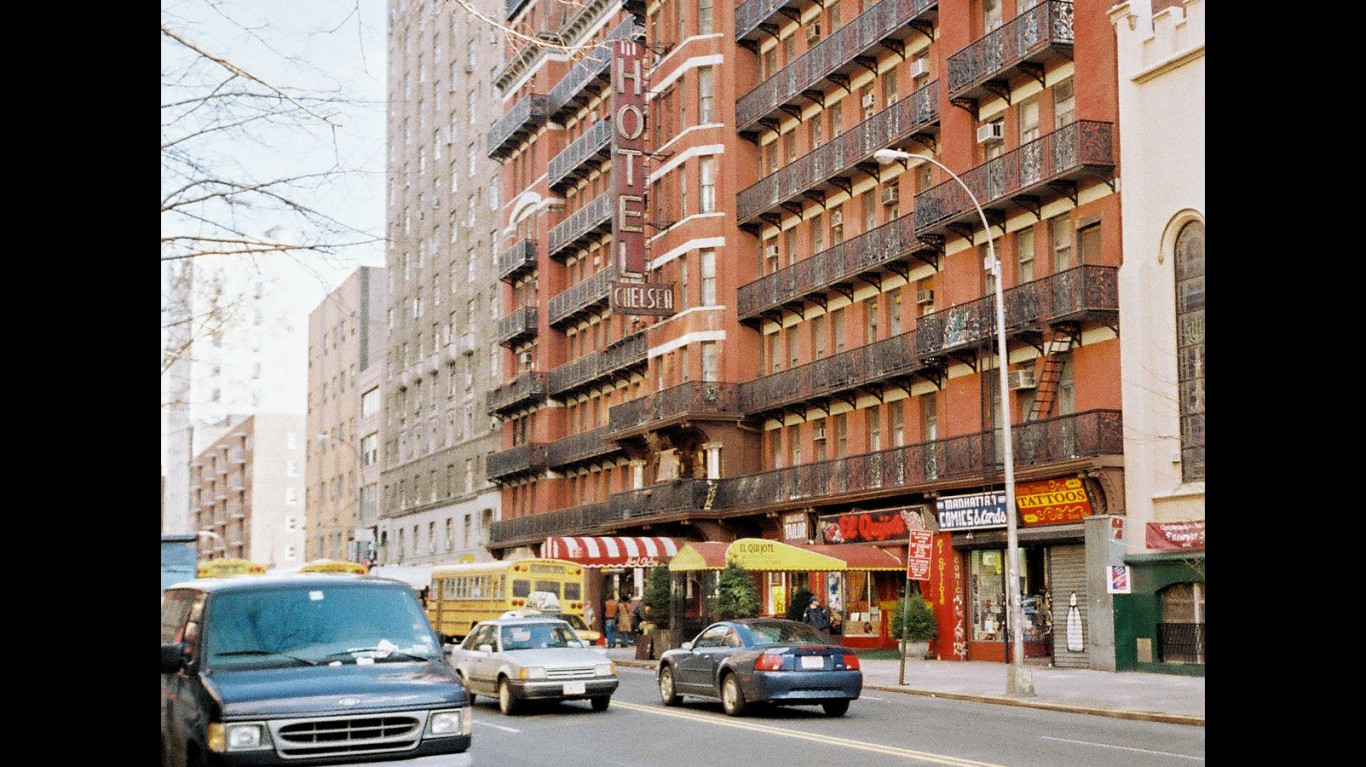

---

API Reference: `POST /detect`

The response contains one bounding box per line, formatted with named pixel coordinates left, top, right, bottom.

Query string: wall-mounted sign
left=906, top=530, right=933, bottom=581
left=610, top=280, right=674, bottom=315
left=1107, top=565, right=1132, bottom=594
left=782, top=512, right=809, bottom=543
left=611, top=39, right=646, bottom=277
left=935, top=491, right=1008, bottom=531
left=1145, top=520, right=1205, bottom=550
left=818, top=506, right=929, bottom=544
left=1015, top=476, right=1094, bottom=526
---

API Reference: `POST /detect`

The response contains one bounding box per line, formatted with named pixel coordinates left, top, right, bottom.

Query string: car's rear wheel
left=720, top=673, right=747, bottom=717
left=590, top=695, right=611, bottom=711
left=822, top=699, right=850, bottom=717
left=498, top=678, right=520, bottom=715
left=658, top=666, right=681, bottom=706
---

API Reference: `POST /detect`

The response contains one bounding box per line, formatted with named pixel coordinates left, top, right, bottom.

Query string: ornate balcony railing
left=739, top=331, right=929, bottom=417
left=713, top=409, right=1122, bottom=512
left=946, top=0, right=1073, bottom=105
left=487, top=93, right=549, bottom=160
left=498, top=239, right=538, bottom=283
left=486, top=442, right=549, bottom=483
left=1004, top=265, right=1119, bottom=334
left=549, top=118, right=613, bottom=191
left=607, top=382, right=743, bottom=438
left=609, top=479, right=716, bottom=521
left=737, top=83, right=939, bottom=226
left=547, top=425, right=621, bottom=468
left=547, top=193, right=612, bottom=258
left=495, top=305, right=539, bottom=348
left=487, top=410, right=1123, bottom=541
left=736, top=0, right=821, bottom=42
left=738, top=212, right=926, bottom=323
left=489, top=501, right=609, bottom=546
left=487, top=372, right=548, bottom=417
left=548, top=264, right=617, bottom=327
left=548, top=18, right=635, bottom=120
left=547, top=330, right=648, bottom=396
left=913, top=120, right=1114, bottom=237
left=736, top=0, right=940, bottom=135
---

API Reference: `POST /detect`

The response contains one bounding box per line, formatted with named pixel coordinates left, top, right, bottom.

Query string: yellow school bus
left=298, top=559, right=369, bottom=575
left=427, top=558, right=586, bottom=641
left=196, top=558, right=266, bottom=578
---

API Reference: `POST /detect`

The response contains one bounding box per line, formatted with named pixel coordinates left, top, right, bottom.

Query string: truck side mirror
left=161, top=642, right=187, bottom=673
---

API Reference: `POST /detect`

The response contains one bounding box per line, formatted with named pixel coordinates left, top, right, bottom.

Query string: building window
left=1157, top=582, right=1205, bottom=664
left=1175, top=220, right=1205, bottom=482
left=1050, top=217, right=1073, bottom=272
left=1016, top=225, right=1035, bottom=282
left=701, top=341, right=719, bottom=382
left=1077, top=222, right=1102, bottom=265
left=1053, top=77, right=1075, bottom=128
left=698, top=66, right=714, bottom=123
left=701, top=248, right=717, bottom=305
left=700, top=157, right=717, bottom=213
left=866, top=405, right=881, bottom=451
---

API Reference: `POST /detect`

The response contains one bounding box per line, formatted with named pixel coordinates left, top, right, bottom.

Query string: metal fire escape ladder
left=1027, top=330, right=1074, bottom=421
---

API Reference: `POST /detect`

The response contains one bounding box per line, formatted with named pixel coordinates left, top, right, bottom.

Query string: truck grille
left=272, top=714, right=423, bottom=759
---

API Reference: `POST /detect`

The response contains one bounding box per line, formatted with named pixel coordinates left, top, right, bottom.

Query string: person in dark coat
left=802, top=596, right=832, bottom=636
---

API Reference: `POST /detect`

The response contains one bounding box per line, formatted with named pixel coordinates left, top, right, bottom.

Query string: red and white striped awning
left=541, top=536, right=683, bottom=568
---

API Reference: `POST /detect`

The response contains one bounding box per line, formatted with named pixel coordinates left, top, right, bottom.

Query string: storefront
left=668, top=537, right=905, bottom=649
left=931, top=477, right=1095, bottom=666
left=540, top=536, right=684, bottom=630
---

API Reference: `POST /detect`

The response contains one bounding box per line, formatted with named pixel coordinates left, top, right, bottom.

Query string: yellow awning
left=672, top=539, right=847, bottom=572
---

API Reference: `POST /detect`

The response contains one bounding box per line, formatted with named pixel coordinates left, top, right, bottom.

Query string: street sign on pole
left=906, top=530, right=933, bottom=581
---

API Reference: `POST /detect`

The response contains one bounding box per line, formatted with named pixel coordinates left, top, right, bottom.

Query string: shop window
left=1157, top=582, right=1205, bottom=664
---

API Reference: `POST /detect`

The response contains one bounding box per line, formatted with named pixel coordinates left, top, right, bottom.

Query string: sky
left=161, top=0, right=389, bottom=298
left=161, top=0, right=390, bottom=467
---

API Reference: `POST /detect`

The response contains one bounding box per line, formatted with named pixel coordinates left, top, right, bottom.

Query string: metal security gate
left=1048, top=544, right=1088, bottom=669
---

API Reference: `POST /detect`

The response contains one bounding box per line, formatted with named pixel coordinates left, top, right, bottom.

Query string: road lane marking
left=1040, top=736, right=1203, bottom=761
left=613, top=701, right=1004, bottom=766
left=473, top=719, right=522, bottom=733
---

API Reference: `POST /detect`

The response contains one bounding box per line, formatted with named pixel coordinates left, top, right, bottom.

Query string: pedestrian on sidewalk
left=616, top=592, right=635, bottom=647
left=802, top=596, right=832, bottom=636
left=603, top=593, right=619, bottom=650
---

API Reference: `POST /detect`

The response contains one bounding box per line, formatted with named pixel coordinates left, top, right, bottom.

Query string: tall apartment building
left=190, top=414, right=308, bottom=569
left=483, top=0, right=1139, bottom=671
left=1110, top=0, right=1204, bottom=671
left=379, top=0, right=504, bottom=567
left=305, top=266, right=388, bottom=563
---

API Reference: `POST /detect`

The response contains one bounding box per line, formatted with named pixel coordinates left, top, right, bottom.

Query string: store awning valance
left=541, top=536, right=683, bottom=568
left=669, top=538, right=904, bottom=572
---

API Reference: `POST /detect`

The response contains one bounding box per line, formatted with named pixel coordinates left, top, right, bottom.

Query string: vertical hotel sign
left=610, top=39, right=674, bottom=316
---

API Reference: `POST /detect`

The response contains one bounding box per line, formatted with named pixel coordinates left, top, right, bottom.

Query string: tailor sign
left=935, top=491, right=1008, bottom=531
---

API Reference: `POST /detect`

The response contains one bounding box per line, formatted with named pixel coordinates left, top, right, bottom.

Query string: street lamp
left=196, top=529, right=226, bottom=558
left=873, top=148, right=1034, bottom=697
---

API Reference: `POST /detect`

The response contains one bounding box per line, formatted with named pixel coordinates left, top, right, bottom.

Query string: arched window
left=1157, top=581, right=1205, bottom=664
left=1174, top=221, right=1205, bottom=482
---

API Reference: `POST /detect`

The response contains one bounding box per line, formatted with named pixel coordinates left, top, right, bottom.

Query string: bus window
left=564, top=582, right=582, bottom=601
left=534, top=581, right=562, bottom=597
left=512, top=579, right=531, bottom=598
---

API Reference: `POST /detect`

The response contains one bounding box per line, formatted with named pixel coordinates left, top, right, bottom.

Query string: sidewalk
left=602, top=645, right=1204, bottom=727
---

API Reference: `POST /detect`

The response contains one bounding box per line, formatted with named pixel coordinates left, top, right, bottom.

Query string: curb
left=614, top=659, right=1204, bottom=728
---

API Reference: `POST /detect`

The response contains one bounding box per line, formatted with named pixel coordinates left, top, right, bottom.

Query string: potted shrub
left=786, top=585, right=814, bottom=622
left=711, top=562, right=760, bottom=621
left=889, top=590, right=938, bottom=659
left=641, top=567, right=675, bottom=658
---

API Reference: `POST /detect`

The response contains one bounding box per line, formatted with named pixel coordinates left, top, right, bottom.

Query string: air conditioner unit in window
left=830, top=211, right=843, bottom=226
left=909, top=58, right=930, bottom=78
left=915, top=289, right=934, bottom=305
left=1007, top=368, right=1038, bottom=390
left=880, top=185, right=899, bottom=205
left=976, top=122, right=1005, bottom=144
left=861, top=92, right=876, bottom=108
left=518, top=351, right=533, bottom=365
left=765, top=245, right=780, bottom=258
left=812, top=425, right=826, bottom=440
left=806, top=23, right=821, bottom=42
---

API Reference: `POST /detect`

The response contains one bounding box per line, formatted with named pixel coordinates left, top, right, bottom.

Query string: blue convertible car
left=656, top=618, right=862, bottom=717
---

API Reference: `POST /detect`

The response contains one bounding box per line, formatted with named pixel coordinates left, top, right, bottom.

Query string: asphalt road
left=461, top=663, right=1205, bottom=766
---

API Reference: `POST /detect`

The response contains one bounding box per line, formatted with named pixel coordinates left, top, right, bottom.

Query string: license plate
left=799, top=656, right=824, bottom=670
left=562, top=681, right=586, bottom=695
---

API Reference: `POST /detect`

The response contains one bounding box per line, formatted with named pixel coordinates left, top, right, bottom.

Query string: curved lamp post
left=873, top=148, right=1034, bottom=697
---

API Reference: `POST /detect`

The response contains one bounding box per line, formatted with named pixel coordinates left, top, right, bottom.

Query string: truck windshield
left=203, top=585, right=442, bottom=669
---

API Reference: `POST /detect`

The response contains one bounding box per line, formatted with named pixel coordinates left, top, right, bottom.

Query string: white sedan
left=449, top=616, right=618, bottom=715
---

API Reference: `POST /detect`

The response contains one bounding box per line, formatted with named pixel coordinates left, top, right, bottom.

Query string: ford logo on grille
left=337, top=697, right=361, bottom=706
